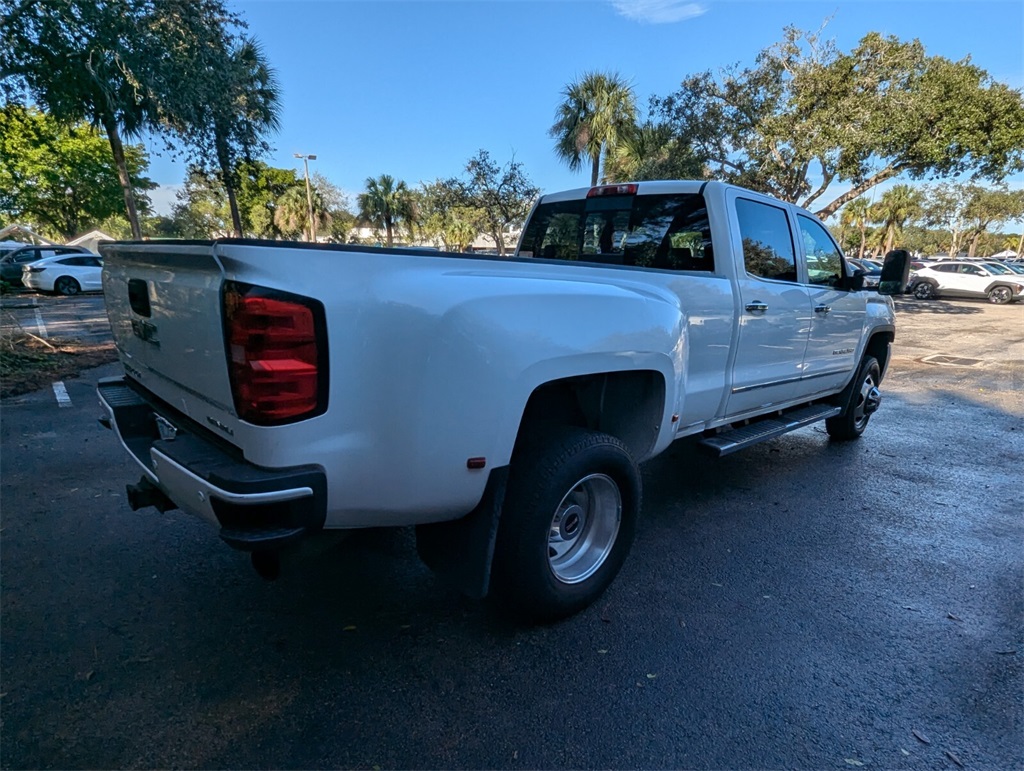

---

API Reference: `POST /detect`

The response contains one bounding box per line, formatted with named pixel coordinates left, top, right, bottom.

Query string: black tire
left=54, top=276, right=80, bottom=296
left=913, top=281, right=936, bottom=300
left=987, top=285, right=1013, bottom=305
left=491, top=427, right=641, bottom=623
left=826, top=355, right=881, bottom=440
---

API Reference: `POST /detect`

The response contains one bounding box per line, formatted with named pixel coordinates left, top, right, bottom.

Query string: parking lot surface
left=1, top=293, right=1021, bottom=769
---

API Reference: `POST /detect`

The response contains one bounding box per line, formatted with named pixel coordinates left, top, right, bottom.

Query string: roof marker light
left=587, top=184, right=638, bottom=198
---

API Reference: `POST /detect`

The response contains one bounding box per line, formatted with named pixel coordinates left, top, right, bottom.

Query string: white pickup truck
left=97, top=181, right=908, bottom=621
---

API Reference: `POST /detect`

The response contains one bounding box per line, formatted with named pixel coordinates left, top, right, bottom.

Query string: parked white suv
left=911, top=261, right=1024, bottom=304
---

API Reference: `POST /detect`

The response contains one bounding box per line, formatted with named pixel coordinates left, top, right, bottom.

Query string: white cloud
left=148, top=184, right=182, bottom=216
left=609, top=0, right=707, bottom=24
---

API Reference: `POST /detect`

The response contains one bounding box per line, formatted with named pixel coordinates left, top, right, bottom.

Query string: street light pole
left=294, top=153, right=317, bottom=242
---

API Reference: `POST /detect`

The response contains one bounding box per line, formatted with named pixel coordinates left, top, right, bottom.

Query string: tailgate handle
left=128, top=279, right=151, bottom=317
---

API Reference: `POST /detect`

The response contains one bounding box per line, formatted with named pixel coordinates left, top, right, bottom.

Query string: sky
left=146, top=0, right=1024, bottom=217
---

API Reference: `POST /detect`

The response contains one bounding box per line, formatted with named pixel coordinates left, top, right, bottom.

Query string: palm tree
left=840, top=197, right=871, bottom=259
left=603, top=121, right=694, bottom=182
left=869, top=185, right=923, bottom=254
left=211, top=37, right=281, bottom=237
left=550, top=72, right=637, bottom=186
left=358, top=175, right=415, bottom=246
left=273, top=185, right=329, bottom=240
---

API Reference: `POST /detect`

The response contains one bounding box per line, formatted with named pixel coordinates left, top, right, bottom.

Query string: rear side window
left=519, top=192, right=714, bottom=271
left=735, top=198, right=797, bottom=282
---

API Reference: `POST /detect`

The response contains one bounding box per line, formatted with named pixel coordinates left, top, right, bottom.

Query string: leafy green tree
left=961, top=186, right=1024, bottom=258
left=357, top=175, right=416, bottom=247
left=2, top=0, right=168, bottom=238
left=603, top=121, right=703, bottom=182
left=462, top=150, right=539, bottom=256
left=923, top=183, right=973, bottom=257
left=150, top=9, right=280, bottom=238
left=652, top=26, right=1024, bottom=218
left=309, top=172, right=356, bottom=242
left=171, top=167, right=231, bottom=237
left=550, top=71, right=638, bottom=186
left=868, top=185, right=924, bottom=254
left=0, top=105, right=154, bottom=239
left=170, top=161, right=307, bottom=239
left=416, top=180, right=483, bottom=252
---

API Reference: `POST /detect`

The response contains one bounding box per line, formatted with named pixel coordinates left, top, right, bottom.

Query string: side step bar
left=697, top=404, right=841, bottom=458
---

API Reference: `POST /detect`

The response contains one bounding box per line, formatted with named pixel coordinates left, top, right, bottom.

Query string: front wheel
left=987, top=286, right=1013, bottom=304
left=491, top=427, right=641, bottom=622
left=826, top=355, right=882, bottom=440
left=54, top=276, right=81, bottom=296
left=913, top=282, right=936, bottom=300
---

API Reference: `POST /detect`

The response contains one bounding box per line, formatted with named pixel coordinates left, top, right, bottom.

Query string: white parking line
left=52, top=381, right=72, bottom=408
left=34, top=308, right=48, bottom=338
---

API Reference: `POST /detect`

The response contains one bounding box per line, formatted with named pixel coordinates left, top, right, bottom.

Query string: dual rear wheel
left=491, top=427, right=641, bottom=623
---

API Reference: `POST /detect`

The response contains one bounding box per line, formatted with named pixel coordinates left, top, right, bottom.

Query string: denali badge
left=832, top=348, right=854, bottom=355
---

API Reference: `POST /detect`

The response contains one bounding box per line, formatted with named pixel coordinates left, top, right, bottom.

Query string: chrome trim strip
left=150, top=448, right=314, bottom=504
left=731, top=367, right=852, bottom=394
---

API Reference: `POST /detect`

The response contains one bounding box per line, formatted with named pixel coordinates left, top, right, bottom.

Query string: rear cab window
left=734, top=198, right=797, bottom=282
left=518, top=189, right=714, bottom=272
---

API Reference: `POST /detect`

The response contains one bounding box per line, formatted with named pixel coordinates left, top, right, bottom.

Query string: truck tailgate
left=101, top=242, right=236, bottom=416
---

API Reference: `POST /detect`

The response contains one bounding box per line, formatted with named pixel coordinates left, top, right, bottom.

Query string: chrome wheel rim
left=547, top=473, right=621, bottom=584
left=854, top=372, right=880, bottom=430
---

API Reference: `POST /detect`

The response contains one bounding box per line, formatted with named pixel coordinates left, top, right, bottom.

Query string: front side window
left=735, top=198, right=797, bottom=282
left=519, top=192, right=714, bottom=271
left=798, top=215, right=844, bottom=287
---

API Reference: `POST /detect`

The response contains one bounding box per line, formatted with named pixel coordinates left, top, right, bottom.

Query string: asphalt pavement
left=1, top=293, right=1021, bottom=769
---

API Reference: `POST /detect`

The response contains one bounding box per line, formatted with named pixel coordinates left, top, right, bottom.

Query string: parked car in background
left=910, top=261, right=1024, bottom=304
left=980, top=261, right=1023, bottom=278
left=847, top=258, right=882, bottom=290
left=0, top=245, right=92, bottom=286
left=21, top=252, right=103, bottom=295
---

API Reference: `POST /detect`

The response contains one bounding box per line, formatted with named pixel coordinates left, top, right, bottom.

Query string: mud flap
left=415, top=466, right=508, bottom=599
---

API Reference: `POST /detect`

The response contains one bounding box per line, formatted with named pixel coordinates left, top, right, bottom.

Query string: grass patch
left=1, top=333, right=118, bottom=398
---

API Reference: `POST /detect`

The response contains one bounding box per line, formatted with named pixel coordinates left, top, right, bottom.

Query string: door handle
left=745, top=301, right=769, bottom=313
left=814, top=304, right=831, bottom=314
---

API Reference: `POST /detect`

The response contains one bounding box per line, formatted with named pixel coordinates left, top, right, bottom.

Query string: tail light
left=223, top=281, right=328, bottom=425
left=587, top=184, right=638, bottom=197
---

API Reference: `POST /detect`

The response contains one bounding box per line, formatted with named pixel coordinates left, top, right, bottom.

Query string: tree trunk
left=591, top=154, right=600, bottom=187
left=215, top=134, right=242, bottom=237
left=884, top=224, right=895, bottom=254
left=967, top=233, right=980, bottom=258
left=858, top=223, right=866, bottom=260
left=385, top=220, right=394, bottom=247
left=493, top=230, right=506, bottom=257
left=102, top=115, right=141, bottom=239
left=814, top=165, right=901, bottom=219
